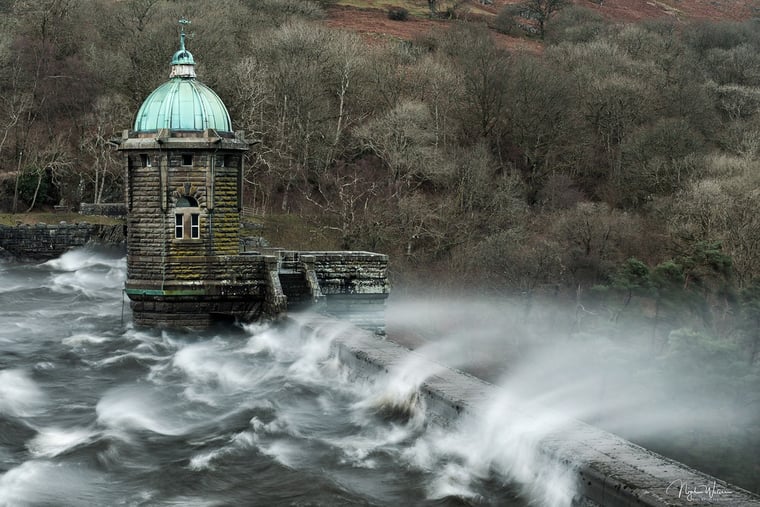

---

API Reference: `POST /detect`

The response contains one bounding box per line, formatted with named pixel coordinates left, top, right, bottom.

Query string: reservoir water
left=0, top=248, right=534, bottom=506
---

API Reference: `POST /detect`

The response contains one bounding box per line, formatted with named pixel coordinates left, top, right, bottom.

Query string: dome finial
left=179, top=18, right=190, bottom=51
left=170, top=18, right=196, bottom=78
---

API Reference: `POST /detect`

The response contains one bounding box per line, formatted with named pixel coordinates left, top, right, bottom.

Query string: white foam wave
left=403, top=387, right=578, bottom=507
left=258, top=439, right=300, bottom=469
left=243, top=325, right=284, bottom=356
left=0, top=283, right=25, bottom=294
left=355, top=351, right=441, bottom=425
left=249, top=415, right=286, bottom=434
left=173, top=342, right=261, bottom=392
left=0, top=369, right=47, bottom=418
left=426, top=462, right=482, bottom=501
left=62, top=333, right=109, bottom=346
left=188, top=431, right=257, bottom=471
left=27, top=426, right=97, bottom=458
left=329, top=423, right=415, bottom=469
left=0, top=460, right=107, bottom=507
left=286, top=321, right=351, bottom=384
left=41, top=248, right=126, bottom=298
left=42, top=248, right=123, bottom=272
left=96, top=386, right=197, bottom=436
left=48, top=267, right=125, bottom=297
left=93, top=351, right=164, bottom=367
left=187, top=449, right=224, bottom=471
left=159, top=496, right=226, bottom=507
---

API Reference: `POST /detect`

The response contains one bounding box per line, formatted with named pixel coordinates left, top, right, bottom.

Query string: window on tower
left=174, top=214, right=184, bottom=238
left=174, top=195, right=200, bottom=240
left=190, top=213, right=200, bottom=238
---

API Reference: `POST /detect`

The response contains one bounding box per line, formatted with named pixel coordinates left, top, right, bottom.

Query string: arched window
left=174, top=195, right=200, bottom=240
left=176, top=195, right=198, bottom=208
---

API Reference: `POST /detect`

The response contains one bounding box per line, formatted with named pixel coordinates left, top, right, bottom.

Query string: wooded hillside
left=1, top=0, right=760, bottom=344
left=1, top=0, right=760, bottom=494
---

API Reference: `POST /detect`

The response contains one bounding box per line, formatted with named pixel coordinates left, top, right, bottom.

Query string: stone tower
left=119, top=23, right=258, bottom=327
left=118, top=22, right=390, bottom=331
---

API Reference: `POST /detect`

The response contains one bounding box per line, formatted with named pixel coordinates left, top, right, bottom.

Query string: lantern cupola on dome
left=132, top=19, right=232, bottom=134
left=170, top=22, right=195, bottom=77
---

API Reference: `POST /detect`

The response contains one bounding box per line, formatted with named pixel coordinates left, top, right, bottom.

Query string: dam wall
left=294, top=315, right=760, bottom=507
left=0, top=223, right=125, bottom=261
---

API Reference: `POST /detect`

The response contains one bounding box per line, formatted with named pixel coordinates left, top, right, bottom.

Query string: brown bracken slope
left=326, top=0, right=755, bottom=51
left=547, top=0, right=753, bottom=22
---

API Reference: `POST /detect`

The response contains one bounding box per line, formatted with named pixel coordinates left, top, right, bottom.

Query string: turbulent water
left=0, top=248, right=538, bottom=507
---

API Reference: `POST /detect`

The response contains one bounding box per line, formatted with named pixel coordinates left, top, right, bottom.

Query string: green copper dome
left=133, top=79, right=232, bottom=133
left=133, top=25, right=232, bottom=134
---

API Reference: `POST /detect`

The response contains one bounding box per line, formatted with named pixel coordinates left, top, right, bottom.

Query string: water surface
left=0, top=248, right=531, bottom=506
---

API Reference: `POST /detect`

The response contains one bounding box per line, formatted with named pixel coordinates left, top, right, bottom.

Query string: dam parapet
left=293, top=314, right=760, bottom=507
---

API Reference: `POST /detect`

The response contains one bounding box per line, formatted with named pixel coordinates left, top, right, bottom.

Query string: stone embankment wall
left=0, top=223, right=126, bottom=261
left=79, top=203, right=127, bottom=217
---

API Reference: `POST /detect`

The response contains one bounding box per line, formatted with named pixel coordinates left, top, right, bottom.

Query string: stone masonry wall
left=126, top=254, right=284, bottom=328
left=126, top=254, right=270, bottom=291
left=126, top=151, right=241, bottom=261
left=277, top=251, right=389, bottom=333
left=79, top=203, right=127, bottom=217
left=126, top=153, right=163, bottom=259
left=306, top=252, right=389, bottom=295
left=0, top=223, right=126, bottom=261
left=205, top=163, right=240, bottom=256
left=309, top=252, right=389, bottom=334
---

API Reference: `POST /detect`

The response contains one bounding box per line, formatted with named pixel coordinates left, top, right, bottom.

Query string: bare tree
left=118, top=0, right=160, bottom=33
left=304, top=164, right=377, bottom=249
left=232, top=21, right=335, bottom=211
left=325, top=31, right=364, bottom=164
left=395, top=193, right=447, bottom=261
left=669, top=174, right=760, bottom=288
left=0, top=90, right=32, bottom=173
left=521, top=0, right=568, bottom=39
left=78, top=100, right=124, bottom=204
left=19, top=134, right=71, bottom=212
left=552, top=202, right=643, bottom=285
left=501, top=55, right=577, bottom=203
left=354, top=100, right=439, bottom=190
left=408, top=55, right=462, bottom=149
left=471, top=227, right=564, bottom=298
left=443, top=23, right=510, bottom=139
